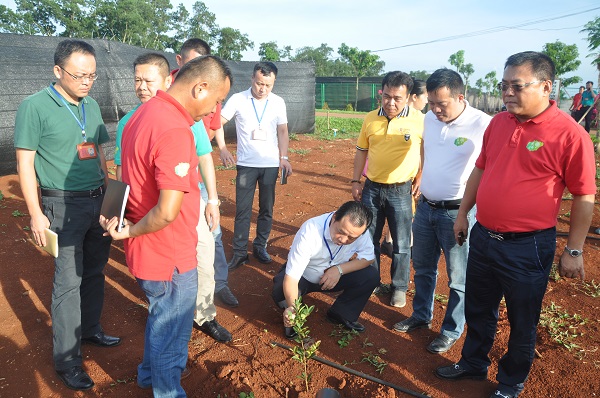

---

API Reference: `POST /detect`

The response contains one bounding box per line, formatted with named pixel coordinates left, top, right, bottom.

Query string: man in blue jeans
left=351, top=71, right=424, bottom=308
left=392, top=69, right=491, bottom=354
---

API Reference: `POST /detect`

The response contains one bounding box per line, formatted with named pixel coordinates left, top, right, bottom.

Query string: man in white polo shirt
left=392, top=69, right=491, bottom=354
left=220, top=61, right=292, bottom=269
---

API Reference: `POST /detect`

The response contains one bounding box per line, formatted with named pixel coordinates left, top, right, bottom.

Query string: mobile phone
left=457, top=232, right=465, bottom=246
left=280, top=171, right=288, bottom=185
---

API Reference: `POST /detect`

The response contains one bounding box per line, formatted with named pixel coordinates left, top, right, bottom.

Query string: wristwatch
left=207, top=199, right=221, bottom=206
left=564, top=246, right=583, bottom=257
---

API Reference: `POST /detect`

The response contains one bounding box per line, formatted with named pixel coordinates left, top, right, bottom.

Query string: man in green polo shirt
left=14, top=39, right=120, bottom=391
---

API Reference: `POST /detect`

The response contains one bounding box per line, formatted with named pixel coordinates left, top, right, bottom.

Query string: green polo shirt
left=14, top=84, right=109, bottom=191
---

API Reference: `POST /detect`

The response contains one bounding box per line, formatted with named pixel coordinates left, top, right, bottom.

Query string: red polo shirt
left=121, top=90, right=200, bottom=280
left=475, top=101, right=596, bottom=232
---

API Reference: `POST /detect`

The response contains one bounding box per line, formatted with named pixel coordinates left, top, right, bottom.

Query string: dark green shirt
left=14, top=84, right=109, bottom=190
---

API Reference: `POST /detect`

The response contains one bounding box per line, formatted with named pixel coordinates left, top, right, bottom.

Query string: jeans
left=361, top=178, right=413, bottom=290
left=411, top=199, right=475, bottom=339
left=199, top=183, right=229, bottom=293
left=136, top=268, right=197, bottom=397
left=458, top=222, right=555, bottom=396
left=42, top=194, right=112, bottom=371
left=232, top=166, right=279, bottom=254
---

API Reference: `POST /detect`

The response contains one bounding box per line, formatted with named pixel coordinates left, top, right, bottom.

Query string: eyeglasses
left=60, top=66, right=98, bottom=82
left=497, top=81, right=543, bottom=92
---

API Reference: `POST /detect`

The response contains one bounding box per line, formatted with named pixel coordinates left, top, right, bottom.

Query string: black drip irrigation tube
left=270, top=341, right=432, bottom=398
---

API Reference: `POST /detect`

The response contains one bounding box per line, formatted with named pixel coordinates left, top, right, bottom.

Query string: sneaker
left=195, top=319, right=232, bottom=343
left=215, top=286, right=239, bottom=307
left=390, top=289, right=406, bottom=308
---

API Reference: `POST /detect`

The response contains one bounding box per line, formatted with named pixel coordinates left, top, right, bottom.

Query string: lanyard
left=323, top=212, right=342, bottom=265
left=50, top=85, right=87, bottom=142
left=251, top=97, right=268, bottom=128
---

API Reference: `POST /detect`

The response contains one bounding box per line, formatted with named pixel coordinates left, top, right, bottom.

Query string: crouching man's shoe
left=81, top=331, right=121, bottom=347
left=436, top=363, right=487, bottom=381
left=228, top=253, right=249, bottom=271
left=252, top=245, right=272, bottom=264
left=56, top=366, right=94, bottom=391
left=326, top=309, right=365, bottom=332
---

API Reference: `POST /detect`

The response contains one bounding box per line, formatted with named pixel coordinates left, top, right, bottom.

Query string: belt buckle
left=91, top=187, right=103, bottom=198
left=488, top=231, right=504, bottom=241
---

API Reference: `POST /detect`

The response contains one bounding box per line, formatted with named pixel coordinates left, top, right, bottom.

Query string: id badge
left=252, top=128, right=267, bottom=141
left=77, top=142, right=97, bottom=160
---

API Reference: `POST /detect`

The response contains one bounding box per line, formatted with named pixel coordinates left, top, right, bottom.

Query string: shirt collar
left=507, top=100, right=558, bottom=125
left=46, top=83, right=89, bottom=106
left=378, top=105, right=409, bottom=119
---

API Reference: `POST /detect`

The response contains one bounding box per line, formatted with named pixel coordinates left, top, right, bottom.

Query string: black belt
left=481, top=225, right=554, bottom=241
left=422, top=195, right=462, bottom=210
left=366, top=178, right=411, bottom=188
left=41, top=186, right=105, bottom=198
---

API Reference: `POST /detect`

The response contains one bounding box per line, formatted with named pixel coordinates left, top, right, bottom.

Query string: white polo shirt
left=420, top=102, right=492, bottom=201
left=286, top=212, right=375, bottom=284
left=221, top=88, right=288, bottom=168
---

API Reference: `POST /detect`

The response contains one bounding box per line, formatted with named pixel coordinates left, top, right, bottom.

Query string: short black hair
left=426, top=69, right=464, bottom=97
left=133, top=53, right=170, bottom=78
left=176, top=55, right=233, bottom=87
left=580, top=86, right=586, bottom=90
left=254, top=61, right=278, bottom=77
left=381, top=71, right=413, bottom=93
left=504, top=51, right=555, bottom=83
left=586, top=81, right=594, bottom=86
left=54, top=40, right=95, bottom=68
left=180, top=38, right=211, bottom=57
left=410, top=79, right=426, bottom=96
left=333, top=201, right=373, bottom=231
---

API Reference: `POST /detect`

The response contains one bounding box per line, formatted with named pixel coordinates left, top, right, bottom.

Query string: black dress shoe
left=196, top=319, right=232, bottom=343
left=380, top=241, right=393, bottom=258
left=490, top=390, right=517, bottom=398
left=392, top=316, right=431, bottom=333
left=436, top=363, right=487, bottom=381
left=56, top=366, right=94, bottom=391
left=427, top=334, right=458, bottom=353
left=228, top=253, right=249, bottom=271
left=252, top=245, right=272, bottom=264
left=326, top=310, right=365, bottom=332
left=284, top=326, right=297, bottom=340
left=215, top=286, right=239, bottom=307
left=81, top=331, right=121, bottom=347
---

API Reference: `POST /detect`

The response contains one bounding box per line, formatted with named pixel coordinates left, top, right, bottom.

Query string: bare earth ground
left=0, top=134, right=599, bottom=398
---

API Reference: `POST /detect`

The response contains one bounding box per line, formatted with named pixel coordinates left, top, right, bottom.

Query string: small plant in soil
left=215, top=165, right=236, bottom=171
left=549, top=262, right=561, bottom=282
left=539, top=301, right=587, bottom=353
left=288, top=297, right=321, bottom=393
left=239, top=392, right=255, bottom=398
left=329, top=325, right=359, bottom=348
left=289, top=148, right=311, bottom=156
left=434, top=293, right=448, bottom=304
left=361, top=351, right=388, bottom=374
left=289, top=133, right=299, bottom=141
left=12, top=210, right=26, bottom=217
left=573, top=279, right=600, bottom=298
left=0, top=190, right=4, bottom=201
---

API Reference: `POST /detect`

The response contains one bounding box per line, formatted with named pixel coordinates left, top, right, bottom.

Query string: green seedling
left=12, top=210, right=26, bottom=217
left=289, top=148, right=311, bottom=156
left=361, top=351, right=388, bottom=374
left=539, top=301, right=587, bottom=353
left=0, top=190, right=4, bottom=201
left=329, top=325, right=359, bottom=348
left=239, top=392, right=255, bottom=398
left=549, top=262, right=561, bottom=282
left=434, top=293, right=448, bottom=304
left=573, top=279, right=600, bottom=298
left=289, top=133, right=299, bottom=141
left=288, top=297, right=321, bottom=392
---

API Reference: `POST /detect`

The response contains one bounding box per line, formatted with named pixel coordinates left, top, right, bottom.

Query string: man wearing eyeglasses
left=436, top=52, right=596, bottom=398
left=14, top=40, right=119, bottom=391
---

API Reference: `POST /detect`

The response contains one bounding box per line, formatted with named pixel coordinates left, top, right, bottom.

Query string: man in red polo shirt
left=436, top=52, right=596, bottom=398
left=101, top=55, right=232, bottom=396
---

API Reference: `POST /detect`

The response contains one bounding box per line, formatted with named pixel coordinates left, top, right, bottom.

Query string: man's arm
left=214, top=126, right=235, bottom=167
left=277, top=123, right=292, bottom=176
left=197, top=153, right=220, bottom=232
left=98, top=144, right=109, bottom=187
left=351, top=149, right=368, bottom=201
left=558, top=194, right=594, bottom=279
left=453, top=166, right=483, bottom=244
left=319, top=257, right=372, bottom=291
left=16, top=149, right=49, bottom=246
left=412, top=139, right=424, bottom=197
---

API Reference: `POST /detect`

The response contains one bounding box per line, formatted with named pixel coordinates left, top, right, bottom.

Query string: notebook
left=43, top=228, right=58, bottom=258
left=100, top=179, right=130, bottom=232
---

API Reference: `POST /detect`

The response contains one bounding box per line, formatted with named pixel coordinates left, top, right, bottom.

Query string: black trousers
left=271, top=263, right=379, bottom=322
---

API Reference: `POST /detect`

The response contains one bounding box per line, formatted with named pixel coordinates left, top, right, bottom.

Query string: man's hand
left=99, top=215, right=133, bottom=241
left=30, top=213, right=50, bottom=247
left=558, top=251, right=585, bottom=280
left=411, top=175, right=421, bottom=197
left=453, top=214, right=469, bottom=246
left=283, top=306, right=296, bottom=327
left=219, top=148, right=235, bottom=167
left=351, top=182, right=363, bottom=201
left=205, top=203, right=220, bottom=232
left=319, top=266, right=342, bottom=290
left=280, top=159, right=293, bottom=176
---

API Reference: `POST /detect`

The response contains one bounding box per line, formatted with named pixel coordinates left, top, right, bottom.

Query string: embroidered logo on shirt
left=454, top=137, right=468, bottom=146
left=404, top=134, right=411, bottom=141
left=526, top=140, right=544, bottom=151
left=174, top=162, right=190, bottom=177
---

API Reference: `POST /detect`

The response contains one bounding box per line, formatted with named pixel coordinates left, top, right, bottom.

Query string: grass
left=215, top=165, right=236, bottom=171
left=539, top=301, right=587, bottom=353
left=316, top=108, right=368, bottom=115
left=289, top=133, right=299, bottom=141
left=289, top=148, right=311, bottom=156
left=573, top=279, right=600, bottom=298
left=315, top=116, right=363, bottom=140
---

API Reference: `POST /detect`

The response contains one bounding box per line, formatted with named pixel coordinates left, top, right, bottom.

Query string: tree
left=337, top=43, right=385, bottom=110
left=169, top=1, right=218, bottom=52
left=409, top=70, right=431, bottom=81
left=215, top=27, right=253, bottom=61
left=448, top=50, right=475, bottom=94
left=542, top=41, right=581, bottom=87
left=259, top=41, right=291, bottom=61
left=483, top=71, right=499, bottom=96
left=291, top=44, right=335, bottom=76
left=581, top=16, right=600, bottom=88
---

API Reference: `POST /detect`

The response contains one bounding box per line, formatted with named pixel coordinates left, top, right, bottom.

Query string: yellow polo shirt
left=356, top=107, right=424, bottom=184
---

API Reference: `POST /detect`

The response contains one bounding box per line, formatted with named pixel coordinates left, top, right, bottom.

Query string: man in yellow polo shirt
left=351, top=71, right=424, bottom=308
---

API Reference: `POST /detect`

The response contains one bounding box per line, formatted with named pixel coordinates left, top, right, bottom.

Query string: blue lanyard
left=50, top=85, right=87, bottom=142
left=251, top=97, right=268, bottom=128
left=323, top=212, right=342, bottom=265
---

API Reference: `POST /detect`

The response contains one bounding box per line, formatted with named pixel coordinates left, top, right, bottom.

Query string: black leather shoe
left=196, top=319, right=232, bottom=343
left=81, top=331, right=121, bottom=347
left=252, top=245, right=272, bottom=264
left=284, top=326, right=297, bottom=340
left=380, top=241, right=393, bottom=258
left=392, top=316, right=431, bottom=333
left=215, top=286, right=239, bottom=307
left=427, top=334, right=458, bottom=353
left=326, top=310, right=365, bottom=332
left=228, top=253, right=249, bottom=271
left=490, top=390, right=517, bottom=398
left=56, top=366, right=94, bottom=390
left=436, top=363, right=487, bottom=381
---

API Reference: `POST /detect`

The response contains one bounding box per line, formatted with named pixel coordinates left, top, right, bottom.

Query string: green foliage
left=581, top=16, right=600, bottom=68
left=288, top=133, right=299, bottom=141
left=12, top=210, right=25, bottom=217
left=290, top=43, right=354, bottom=76
left=288, top=148, right=311, bottom=156
left=215, top=26, right=254, bottom=60
left=409, top=70, right=431, bottom=81
left=448, top=50, right=475, bottom=93
left=344, top=103, right=354, bottom=112
left=539, top=302, right=587, bottom=353
left=573, top=279, right=600, bottom=298
left=314, top=116, right=362, bottom=140
left=239, top=392, right=255, bottom=398
left=329, top=325, right=359, bottom=348
left=322, top=102, right=330, bottom=110
left=338, top=43, right=385, bottom=110
left=361, top=350, right=388, bottom=374
left=289, top=297, right=321, bottom=392
left=542, top=41, right=582, bottom=87
left=259, top=41, right=291, bottom=61
left=0, top=190, right=3, bottom=201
